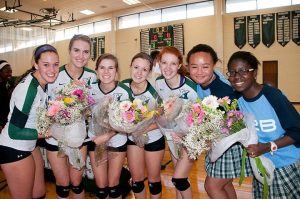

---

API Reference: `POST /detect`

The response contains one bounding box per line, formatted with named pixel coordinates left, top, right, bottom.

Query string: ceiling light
left=122, top=0, right=141, bottom=5
left=80, top=9, right=95, bottom=15
left=0, top=7, right=17, bottom=13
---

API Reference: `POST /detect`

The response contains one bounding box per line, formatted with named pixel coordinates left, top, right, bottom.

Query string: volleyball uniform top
left=196, top=72, right=235, bottom=100
left=46, top=65, right=97, bottom=146
left=122, top=79, right=163, bottom=144
left=237, top=85, right=300, bottom=168
left=88, top=81, right=132, bottom=147
left=155, top=75, right=198, bottom=102
left=0, top=73, right=47, bottom=151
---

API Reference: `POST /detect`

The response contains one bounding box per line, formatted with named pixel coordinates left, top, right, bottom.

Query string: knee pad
left=96, top=187, right=109, bottom=199
left=171, top=178, right=190, bottom=191
left=56, top=185, right=70, bottom=198
left=33, top=194, right=46, bottom=199
left=71, top=181, right=84, bottom=194
left=108, top=184, right=121, bottom=198
left=148, top=181, right=162, bottom=195
left=131, top=180, right=145, bottom=193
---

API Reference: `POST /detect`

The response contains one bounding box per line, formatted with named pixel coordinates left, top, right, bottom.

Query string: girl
left=186, top=44, right=252, bottom=199
left=0, top=44, right=59, bottom=199
left=88, top=53, right=131, bottom=199
left=122, top=52, right=165, bottom=199
left=156, top=46, right=198, bottom=199
left=46, top=34, right=97, bottom=199
left=227, top=51, right=300, bottom=199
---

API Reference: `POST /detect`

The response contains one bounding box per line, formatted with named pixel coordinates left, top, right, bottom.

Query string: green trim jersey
left=155, top=75, right=198, bottom=102
left=88, top=81, right=132, bottom=147
left=122, top=79, right=163, bottom=144
left=0, top=73, right=47, bottom=151
left=46, top=65, right=97, bottom=146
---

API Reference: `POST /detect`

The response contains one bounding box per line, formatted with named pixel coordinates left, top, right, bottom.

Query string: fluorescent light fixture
left=123, top=0, right=141, bottom=5
left=0, top=7, right=17, bottom=13
left=80, top=9, right=95, bottom=15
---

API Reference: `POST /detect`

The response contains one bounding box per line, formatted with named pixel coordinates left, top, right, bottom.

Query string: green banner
left=262, top=14, right=275, bottom=48
left=292, top=10, right=300, bottom=45
left=234, top=17, right=246, bottom=49
left=276, top=11, right=290, bottom=47
left=247, top=15, right=260, bottom=48
left=97, top=36, right=105, bottom=56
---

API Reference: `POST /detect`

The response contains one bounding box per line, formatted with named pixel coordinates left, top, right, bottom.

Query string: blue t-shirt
left=237, top=85, right=300, bottom=168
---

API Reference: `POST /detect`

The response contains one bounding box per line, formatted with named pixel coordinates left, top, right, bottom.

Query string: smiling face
left=227, top=59, right=257, bottom=94
left=97, top=59, right=117, bottom=84
left=0, top=65, right=12, bottom=82
left=34, top=51, right=59, bottom=86
left=188, top=52, right=215, bottom=86
left=130, top=57, right=151, bottom=84
left=159, top=52, right=180, bottom=81
left=69, top=40, right=91, bottom=69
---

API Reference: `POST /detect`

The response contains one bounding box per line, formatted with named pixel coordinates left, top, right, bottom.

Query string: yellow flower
left=64, top=97, right=74, bottom=105
left=143, top=110, right=155, bottom=119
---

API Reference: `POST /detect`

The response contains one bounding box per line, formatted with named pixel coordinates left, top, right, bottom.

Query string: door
left=263, top=61, right=278, bottom=88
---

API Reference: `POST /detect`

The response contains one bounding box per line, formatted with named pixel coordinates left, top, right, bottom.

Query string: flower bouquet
left=180, top=96, right=225, bottom=160
left=37, top=79, right=95, bottom=169
left=155, top=95, right=184, bottom=158
left=108, top=98, right=155, bottom=147
left=91, top=97, right=115, bottom=165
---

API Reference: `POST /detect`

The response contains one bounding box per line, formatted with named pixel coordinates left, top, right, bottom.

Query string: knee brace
left=131, top=180, right=145, bottom=193
left=96, top=186, right=109, bottom=199
left=171, top=178, right=190, bottom=191
left=71, top=181, right=84, bottom=194
left=33, top=194, right=46, bottom=199
left=108, top=184, right=121, bottom=198
left=56, top=185, right=70, bottom=198
left=148, top=181, right=162, bottom=195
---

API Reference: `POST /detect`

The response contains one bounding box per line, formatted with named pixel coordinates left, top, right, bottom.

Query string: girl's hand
left=171, top=132, right=183, bottom=143
left=247, top=142, right=270, bottom=158
left=92, top=131, right=115, bottom=145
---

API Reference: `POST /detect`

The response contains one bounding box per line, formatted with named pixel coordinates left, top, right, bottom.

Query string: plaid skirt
left=205, top=143, right=252, bottom=178
left=253, top=161, right=300, bottom=199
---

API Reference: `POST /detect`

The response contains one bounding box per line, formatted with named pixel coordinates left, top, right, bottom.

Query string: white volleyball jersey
left=0, top=73, right=47, bottom=151
left=88, top=81, right=132, bottom=147
left=122, top=79, right=163, bottom=144
left=46, top=65, right=97, bottom=146
left=155, top=75, right=198, bottom=102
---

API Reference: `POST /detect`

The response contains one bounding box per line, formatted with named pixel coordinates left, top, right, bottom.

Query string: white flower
left=202, top=95, right=219, bottom=109
left=119, top=101, right=132, bottom=111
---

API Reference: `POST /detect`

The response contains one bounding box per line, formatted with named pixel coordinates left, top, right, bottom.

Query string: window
left=140, top=10, right=161, bottom=26
left=65, top=27, right=78, bottom=39
left=162, top=5, right=186, bottom=22
left=293, top=0, right=300, bottom=5
left=226, top=0, right=256, bottom=13
left=55, top=30, right=65, bottom=41
left=94, top=19, right=111, bottom=33
left=257, top=0, right=290, bottom=9
left=118, top=14, right=139, bottom=29
left=187, top=1, right=214, bottom=18
left=79, top=23, right=94, bottom=35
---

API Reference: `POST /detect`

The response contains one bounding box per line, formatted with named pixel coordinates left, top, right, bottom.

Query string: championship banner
left=276, top=11, right=290, bottom=47
left=262, top=13, right=275, bottom=48
left=234, top=17, right=246, bottom=49
left=91, top=37, right=97, bottom=61
left=247, top=15, right=260, bottom=48
left=97, top=36, right=105, bottom=56
left=292, top=10, right=300, bottom=45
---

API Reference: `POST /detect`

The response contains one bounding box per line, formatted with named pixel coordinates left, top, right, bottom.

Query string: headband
left=0, top=61, right=10, bottom=70
left=34, top=44, right=57, bottom=60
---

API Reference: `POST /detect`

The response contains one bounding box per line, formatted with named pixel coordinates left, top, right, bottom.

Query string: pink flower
left=192, top=103, right=202, bottom=114
left=122, top=111, right=135, bottom=123
left=218, top=96, right=231, bottom=106
left=73, top=89, right=84, bottom=100
left=120, top=101, right=132, bottom=111
left=221, top=128, right=230, bottom=135
left=47, top=102, right=61, bottom=116
left=186, top=113, right=194, bottom=127
left=87, top=95, right=95, bottom=105
left=197, top=111, right=205, bottom=124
